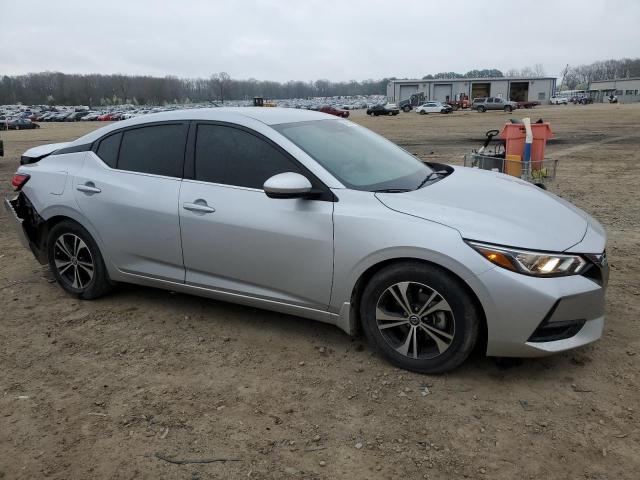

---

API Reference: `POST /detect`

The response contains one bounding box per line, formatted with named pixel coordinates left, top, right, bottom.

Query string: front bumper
left=4, top=196, right=31, bottom=250
left=471, top=265, right=607, bottom=357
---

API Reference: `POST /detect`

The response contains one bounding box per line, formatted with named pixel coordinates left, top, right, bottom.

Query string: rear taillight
left=11, top=173, right=30, bottom=191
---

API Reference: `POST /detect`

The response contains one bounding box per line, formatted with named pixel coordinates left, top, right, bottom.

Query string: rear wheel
left=360, top=262, right=479, bottom=374
left=47, top=220, right=112, bottom=299
left=403, top=105, right=411, bottom=112
left=504, top=105, right=513, bottom=112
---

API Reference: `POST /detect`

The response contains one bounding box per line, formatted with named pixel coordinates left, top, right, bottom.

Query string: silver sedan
left=5, top=108, right=608, bottom=373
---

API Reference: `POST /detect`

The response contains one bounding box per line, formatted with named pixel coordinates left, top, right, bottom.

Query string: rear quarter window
left=95, top=132, right=122, bottom=168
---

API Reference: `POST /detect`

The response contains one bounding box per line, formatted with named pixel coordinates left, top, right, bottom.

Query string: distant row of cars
left=0, top=118, right=41, bottom=130
left=366, top=101, right=455, bottom=116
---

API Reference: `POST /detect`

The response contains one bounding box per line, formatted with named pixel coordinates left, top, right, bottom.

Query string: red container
left=500, top=122, right=554, bottom=169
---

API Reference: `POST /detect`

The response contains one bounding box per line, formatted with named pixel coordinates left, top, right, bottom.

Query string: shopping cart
left=463, top=154, right=559, bottom=189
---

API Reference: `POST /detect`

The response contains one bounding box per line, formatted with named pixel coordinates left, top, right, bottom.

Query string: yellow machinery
left=253, top=97, right=277, bottom=107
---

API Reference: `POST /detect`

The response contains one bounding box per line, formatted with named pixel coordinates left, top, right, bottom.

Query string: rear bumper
left=3, top=196, right=30, bottom=250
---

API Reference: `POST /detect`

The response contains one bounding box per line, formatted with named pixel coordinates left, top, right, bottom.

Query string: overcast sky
left=1, top=0, right=638, bottom=82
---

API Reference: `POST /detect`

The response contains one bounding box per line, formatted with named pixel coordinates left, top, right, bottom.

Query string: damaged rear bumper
left=3, top=194, right=47, bottom=264
left=4, top=195, right=31, bottom=250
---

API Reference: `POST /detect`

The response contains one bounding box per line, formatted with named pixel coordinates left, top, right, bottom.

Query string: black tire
left=47, top=220, right=112, bottom=300
left=402, top=106, right=411, bottom=112
left=360, top=261, right=479, bottom=374
left=419, top=110, right=427, bottom=115
left=477, top=105, right=486, bottom=112
left=504, top=105, right=513, bottom=112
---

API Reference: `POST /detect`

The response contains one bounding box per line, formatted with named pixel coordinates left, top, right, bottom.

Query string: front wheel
left=360, top=262, right=479, bottom=374
left=419, top=110, right=426, bottom=115
left=402, top=106, right=411, bottom=112
left=47, top=220, right=112, bottom=299
left=477, top=105, right=486, bottom=112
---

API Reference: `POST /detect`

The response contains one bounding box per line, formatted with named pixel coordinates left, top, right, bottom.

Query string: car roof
left=68, top=107, right=335, bottom=146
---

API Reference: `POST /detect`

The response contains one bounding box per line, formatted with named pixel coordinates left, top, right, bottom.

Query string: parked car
left=81, top=113, right=101, bottom=121
left=472, top=97, right=518, bottom=112
left=97, top=113, right=115, bottom=121
left=366, top=104, right=399, bottom=116
left=549, top=95, right=569, bottom=105
left=570, top=95, right=593, bottom=105
left=415, top=102, right=453, bottom=114
left=5, top=108, right=608, bottom=374
left=399, top=93, right=426, bottom=112
left=319, top=105, right=349, bottom=118
left=7, top=118, right=40, bottom=130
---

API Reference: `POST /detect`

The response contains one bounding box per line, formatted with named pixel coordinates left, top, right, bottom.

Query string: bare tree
left=211, top=72, right=231, bottom=103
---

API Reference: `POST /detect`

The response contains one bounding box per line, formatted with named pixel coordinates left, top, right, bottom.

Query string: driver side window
left=195, top=124, right=301, bottom=189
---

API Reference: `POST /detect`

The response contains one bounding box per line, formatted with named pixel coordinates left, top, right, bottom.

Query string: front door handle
left=76, top=182, right=101, bottom=194
left=183, top=200, right=215, bottom=214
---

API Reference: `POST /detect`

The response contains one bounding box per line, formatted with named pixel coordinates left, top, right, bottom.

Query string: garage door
left=399, top=85, right=418, bottom=101
left=472, top=83, right=491, bottom=99
left=433, top=84, right=452, bottom=102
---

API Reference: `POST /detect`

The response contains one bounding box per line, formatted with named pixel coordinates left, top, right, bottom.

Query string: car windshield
left=274, top=119, right=433, bottom=191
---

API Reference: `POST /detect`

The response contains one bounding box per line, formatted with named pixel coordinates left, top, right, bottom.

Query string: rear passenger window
left=96, top=132, right=121, bottom=168
left=117, top=124, right=186, bottom=177
left=195, top=124, right=301, bottom=189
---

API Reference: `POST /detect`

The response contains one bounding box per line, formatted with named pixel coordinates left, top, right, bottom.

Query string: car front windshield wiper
left=373, top=188, right=412, bottom=193
left=415, top=170, right=448, bottom=190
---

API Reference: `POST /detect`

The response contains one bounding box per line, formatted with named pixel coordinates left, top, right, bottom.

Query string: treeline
left=0, top=72, right=389, bottom=106
left=562, top=58, right=640, bottom=89
left=421, top=65, right=547, bottom=80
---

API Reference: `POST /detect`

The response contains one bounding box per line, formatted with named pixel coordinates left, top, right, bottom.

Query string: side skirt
left=115, top=270, right=354, bottom=334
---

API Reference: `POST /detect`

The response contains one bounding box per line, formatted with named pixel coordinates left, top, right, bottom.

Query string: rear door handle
left=76, top=182, right=101, bottom=194
left=183, top=201, right=215, bottom=214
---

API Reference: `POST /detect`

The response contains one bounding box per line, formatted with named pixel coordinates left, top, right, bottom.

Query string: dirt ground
left=1, top=103, right=639, bottom=480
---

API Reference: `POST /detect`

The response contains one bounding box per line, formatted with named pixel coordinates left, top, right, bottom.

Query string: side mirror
left=263, top=172, right=313, bottom=199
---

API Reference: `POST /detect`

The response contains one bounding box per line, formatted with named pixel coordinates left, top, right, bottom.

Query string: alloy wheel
left=376, top=281, right=455, bottom=360
left=53, top=233, right=94, bottom=289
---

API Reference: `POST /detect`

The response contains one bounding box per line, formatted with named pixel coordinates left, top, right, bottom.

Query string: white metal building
left=387, top=77, right=557, bottom=103
left=589, top=78, right=640, bottom=103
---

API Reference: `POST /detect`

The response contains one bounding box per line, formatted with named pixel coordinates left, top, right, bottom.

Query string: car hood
left=375, top=166, right=589, bottom=252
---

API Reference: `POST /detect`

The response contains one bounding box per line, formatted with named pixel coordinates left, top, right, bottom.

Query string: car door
left=179, top=122, right=334, bottom=310
left=73, top=122, right=188, bottom=282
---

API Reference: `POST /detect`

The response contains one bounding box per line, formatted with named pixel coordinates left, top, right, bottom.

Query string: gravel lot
left=1, top=103, right=639, bottom=479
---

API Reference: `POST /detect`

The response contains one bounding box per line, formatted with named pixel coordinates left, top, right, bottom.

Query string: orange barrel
left=500, top=122, right=554, bottom=170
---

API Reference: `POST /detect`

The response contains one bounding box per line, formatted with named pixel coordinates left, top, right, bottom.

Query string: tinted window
left=195, top=124, right=301, bottom=189
left=118, top=124, right=186, bottom=177
left=487, top=98, right=494, bottom=103
left=96, top=132, right=121, bottom=168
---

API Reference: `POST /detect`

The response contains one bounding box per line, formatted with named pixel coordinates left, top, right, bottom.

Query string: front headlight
left=466, top=241, right=587, bottom=277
